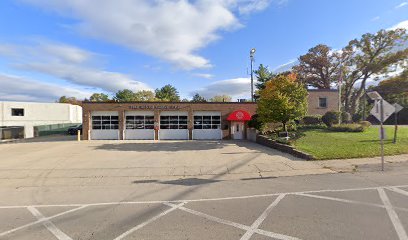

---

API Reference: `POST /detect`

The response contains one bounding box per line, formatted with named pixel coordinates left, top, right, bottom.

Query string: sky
left=0, top=0, right=407, bottom=102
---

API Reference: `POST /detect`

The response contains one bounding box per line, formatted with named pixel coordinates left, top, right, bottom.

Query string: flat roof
left=81, top=101, right=257, bottom=104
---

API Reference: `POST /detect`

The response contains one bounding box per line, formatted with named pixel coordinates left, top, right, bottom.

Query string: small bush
left=247, top=114, right=263, bottom=130
left=341, top=112, right=351, bottom=123
left=328, top=123, right=368, bottom=132
left=322, top=111, right=341, bottom=127
left=359, top=121, right=372, bottom=128
left=298, top=124, right=327, bottom=130
left=302, top=115, right=323, bottom=125
left=352, top=113, right=362, bottom=123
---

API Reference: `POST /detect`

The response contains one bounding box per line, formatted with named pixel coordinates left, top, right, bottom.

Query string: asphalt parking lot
left=1, top=183, right=407, bottom=240
left=1, top=137, right=408, bottom=239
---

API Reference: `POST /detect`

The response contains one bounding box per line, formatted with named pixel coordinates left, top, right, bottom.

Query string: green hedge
left=328, top=123, right=369, bottom=132
left=302, top=115, right=323, bottom=125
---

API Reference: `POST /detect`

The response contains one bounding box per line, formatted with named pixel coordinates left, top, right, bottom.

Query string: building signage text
left=129, top=105, right=180, bottom=110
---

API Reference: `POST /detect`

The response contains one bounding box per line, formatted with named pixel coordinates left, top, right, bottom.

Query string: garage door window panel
left=161, top=115, right=187, bottom=129
left=145, top=116, right=154, bottom=129
left=194, top=115, right=221, bottom=130
left=92, top=115, right=118, bottom=130
left=160, top=116, right=169, bottom=129
left=126, top=115, right=154, bottom=129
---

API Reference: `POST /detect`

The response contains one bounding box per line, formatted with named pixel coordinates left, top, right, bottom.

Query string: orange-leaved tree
left=257, top=73, right=308, bottom=132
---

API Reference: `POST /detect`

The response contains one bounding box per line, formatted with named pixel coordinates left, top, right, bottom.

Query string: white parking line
left=166, top=201, right=301, bottom=240
left=378, top=188, right=408, bottom=240
left=113, top=202, right=185, bottom=240
left=295, top=193, right=386, bottom=208
left=165, top=202, right=251, bottom=230
left=388, top=187, right=408, bottom=197
left=1, top=184, right=407, bottom=210
left=0, top=205, right=87, bottom=237
left=240, top=194, right=287, bottom=240
left=27, top=206, right=72, bottom=240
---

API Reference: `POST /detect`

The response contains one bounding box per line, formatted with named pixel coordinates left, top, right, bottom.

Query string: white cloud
left=194, top=77, right=252, bottom=99
left=21, top=0, right=274, bottom=70
left=0, top=42, right=151, bottom=93
left=273, top=59, right=298, bottom=73
left=395, top=2, right=408, bottom=9
left=0, top=73, right=92, bottom=102
left=371, top=16, right=380, bottom=22
left=390, top=20, right=408, bottom=30
left=193, top=73, right=214, bottom=79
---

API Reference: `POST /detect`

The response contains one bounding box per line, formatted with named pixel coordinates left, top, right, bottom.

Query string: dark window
left=92, top=115, right=119, bottom=130
left=160, top=115, right=188, bottom=129
left=193, top=114, right=221, bottom=130
left=126, top=115, right=154, bottom=129
left=11, top=108, right=24, bottom=116
left=319, top=98, right=327, bottom=108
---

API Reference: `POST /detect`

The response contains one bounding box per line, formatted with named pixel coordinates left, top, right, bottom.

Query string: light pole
left=250, top=48, right=256, bottom=102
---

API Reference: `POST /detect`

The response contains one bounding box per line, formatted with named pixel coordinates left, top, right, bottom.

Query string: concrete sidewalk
left=316, top=154, right=408, bottom=173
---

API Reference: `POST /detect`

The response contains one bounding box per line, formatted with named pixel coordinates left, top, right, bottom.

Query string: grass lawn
left=294, top=126, right=408, bottom=160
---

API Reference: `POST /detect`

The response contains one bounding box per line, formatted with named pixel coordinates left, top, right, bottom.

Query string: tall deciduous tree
left=342, top=29, right=408, bottom=114
left=191, top=93, right=207, bottom=102
left=90, top=93, right=110, bottom=102
left=155, top=84, right=180, bottom=101
left=58, top=96, right=81, bottom=105
left=134, top=90, right=156, bottom=101
left=257, top=73, right=308, bottom=132
left=372, top=69, right=408, bottom=107
left=114, top=89, right=136, bottom=102
left=209, top=95, right=232, bottom=102
left=293, top=44, right=346, bottom=89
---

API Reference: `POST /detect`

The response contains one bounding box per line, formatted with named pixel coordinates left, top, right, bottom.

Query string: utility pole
left=250, top=48, right=256, bottom=102
left=338, top=65, right=343, bottom=124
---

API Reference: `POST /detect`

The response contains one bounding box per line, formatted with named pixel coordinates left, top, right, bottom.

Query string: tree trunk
left=350, top=77, right=367, bottom=115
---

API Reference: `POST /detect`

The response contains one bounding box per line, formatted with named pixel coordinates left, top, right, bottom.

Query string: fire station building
left=82, top=102, right=257, bottom=140
left=81, top=89, right=338, bottom=140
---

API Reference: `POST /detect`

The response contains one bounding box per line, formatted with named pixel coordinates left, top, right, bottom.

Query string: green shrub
left=328, top=123, right=368, bottom=132
left=352, top=113, right=362, bottom=123
left=322, top=111, right=341, bottom=127
left=359, top=121, right=372, bottom=128
left=298, top=124, right=327, bottom=130
left=341, top=112, right=351, bottom=123
left=247, top=114, right=263, bottom=130
left=302, top=115, right=323, bottom=125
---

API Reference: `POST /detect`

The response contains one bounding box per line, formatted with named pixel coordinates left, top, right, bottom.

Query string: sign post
left=393, top=103, right=404, bottom=144
left=367, top=91, right=395, bottom=171
left=380, top=99, right=384, bottom=171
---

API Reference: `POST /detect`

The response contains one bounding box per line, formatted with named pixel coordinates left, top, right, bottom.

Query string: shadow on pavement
left=132, top=178, right=221, bottom=186
left=93, top=141, right=228, bottom=152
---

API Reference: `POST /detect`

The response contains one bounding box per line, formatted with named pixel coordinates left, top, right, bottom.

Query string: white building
left=0, top=102, right=82, bottom=138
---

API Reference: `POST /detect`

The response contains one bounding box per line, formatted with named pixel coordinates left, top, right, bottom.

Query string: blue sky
left=0, top=0, right=407, bottom=102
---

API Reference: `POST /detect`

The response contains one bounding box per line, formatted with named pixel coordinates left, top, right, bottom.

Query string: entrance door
left=232, top=121, right=244, bottom=140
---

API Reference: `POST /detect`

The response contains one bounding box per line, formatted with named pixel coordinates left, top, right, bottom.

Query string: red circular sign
left=235, top=111, right=244, bottom=120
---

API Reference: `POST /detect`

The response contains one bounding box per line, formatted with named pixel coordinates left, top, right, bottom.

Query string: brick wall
left=307, top=90, right=339, bottom=115
left=82, top=102, right=257, bottom=140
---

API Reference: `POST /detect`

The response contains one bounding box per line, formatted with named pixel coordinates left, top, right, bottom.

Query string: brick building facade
left=82, top=90, right=338, bottom=140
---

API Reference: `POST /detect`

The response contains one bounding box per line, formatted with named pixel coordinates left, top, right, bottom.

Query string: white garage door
left=193, top=111, right=222, bottom=140
left=159, top=111, right=189, bottom=140
left=124, top=111, right=155, bottom=140
left=91, top=111, right=119, bottom=140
